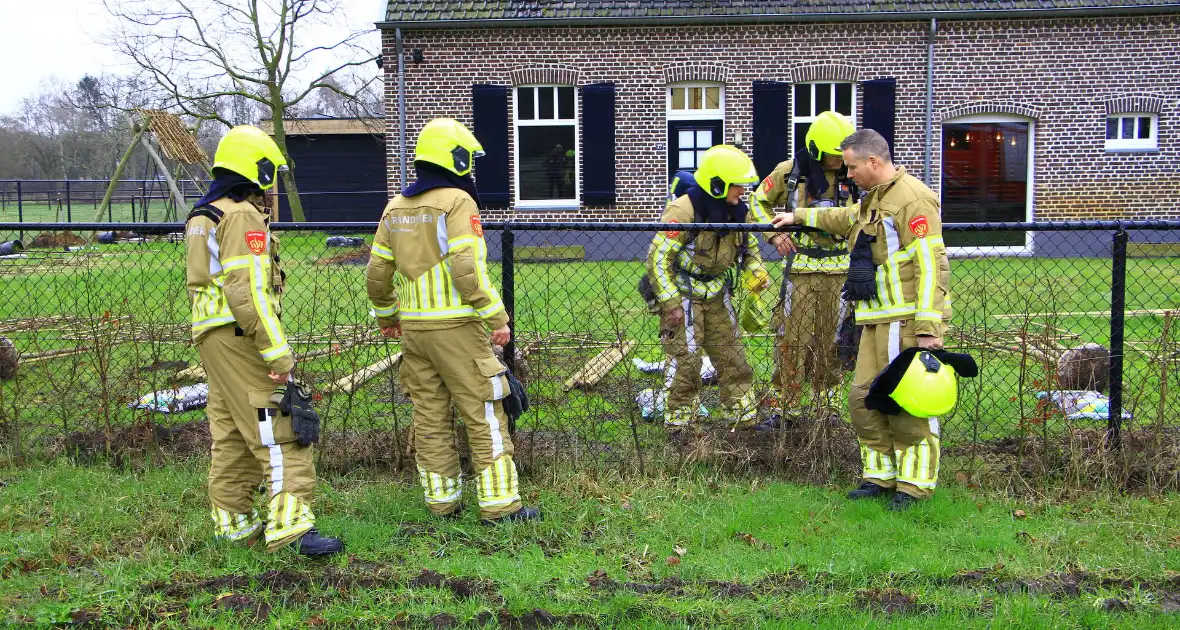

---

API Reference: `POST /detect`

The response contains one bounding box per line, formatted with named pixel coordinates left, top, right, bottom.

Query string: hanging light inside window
left=1010, top=136, right=1017, bottom=146
left=995, top=132, right=1003, bottom=141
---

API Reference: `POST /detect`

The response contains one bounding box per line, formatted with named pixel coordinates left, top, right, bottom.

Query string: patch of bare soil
left=318, top=246, right=371, bottom=266
left=27, top=231, right=86, bottom=248
left=53, top=420, right=212, bottom=464
left=855, top=588, right=919, bottom=615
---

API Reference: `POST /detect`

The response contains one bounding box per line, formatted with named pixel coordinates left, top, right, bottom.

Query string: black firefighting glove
left=501, top=370, right=529, bottom=422
left=842, top=232, right=879, bottom=302
left=278, top=379, right=320, bottom=447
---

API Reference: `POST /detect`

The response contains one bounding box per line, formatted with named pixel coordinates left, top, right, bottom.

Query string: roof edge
left=376, top=5, right=1180, bottom=30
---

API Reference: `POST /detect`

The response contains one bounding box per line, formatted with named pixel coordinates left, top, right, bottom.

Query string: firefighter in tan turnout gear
left=750, top=111, right=859, bottom=410
left=646, top=145, right=770, bottom=428
left=366, top=118, right=539, bottom=524
left=185, top=125, right=343, bottom=555
left=772, top=129, right=952, bottom=510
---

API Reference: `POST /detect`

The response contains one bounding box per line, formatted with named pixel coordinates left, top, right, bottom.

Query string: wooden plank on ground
left=563, top=340, right=635, bottom=391
left=325, top=353, right=402, bottom=394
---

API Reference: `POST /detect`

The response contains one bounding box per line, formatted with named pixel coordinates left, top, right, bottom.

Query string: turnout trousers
left=660, top=291, right=756, bottom=426
left=772, top=272, right=848, bottom=397
left=199, top=325, right=317, bottom=551
left=400, top=321, right=521, bottom=519
left=849, top=320, right=943, bottom=499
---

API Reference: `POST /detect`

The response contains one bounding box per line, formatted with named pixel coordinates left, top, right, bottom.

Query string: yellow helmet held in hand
left=890, top=351, right=958, bottom=417
left=415, top=118, right=485, bottom=176
left=693, top=145, right=759, bottom=198
left=213, top=125, right=287, bottom=190
left=805, top=111, right=856, bottom=162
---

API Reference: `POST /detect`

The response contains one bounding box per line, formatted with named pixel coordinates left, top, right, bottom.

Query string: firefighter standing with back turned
left=771, top=128, right=952, bottom=510
left=646, top=145, right=770, bottom=429
left=366, top=118, right=539, bottom=524
left=185, top=125, right=343, bottom=555
left=750, top=111, right=859, bottom=415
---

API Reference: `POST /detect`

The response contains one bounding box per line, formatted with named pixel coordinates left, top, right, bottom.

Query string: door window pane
left=696, top=129, right=712, bottom=148
left=538, top=87, right=555, bottom=120
left=705, top=87, right=720, bottom=110
left=518, top=125, right=576, bottom=200
left=835, top=83, right=852, bottom=115
left=1138, top=116, right=1152, bottom=139
left=517, top=88, right=535, bottom=120
left=679, top=130, right=695, bottom=147
left=679, top=150, right=696, bottom=169
left=558, top=87, right=575, bottom=120
left=816, top=83, right=832, bottom=113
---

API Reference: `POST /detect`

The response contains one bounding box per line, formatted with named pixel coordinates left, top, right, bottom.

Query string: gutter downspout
left=924, top=18, right=937, bottom=185
left=396, top=27, right=408, bottom=189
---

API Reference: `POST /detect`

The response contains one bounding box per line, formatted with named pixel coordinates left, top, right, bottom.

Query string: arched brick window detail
left=663, top=64, right=729, bottom=84
left=509, top=66, right=579, bottom=87
left=939, top=101, right=1041, bottom=122
left=789, top=64, right=859, bottom=84
left=1104, top=95, right=1165, bottom=115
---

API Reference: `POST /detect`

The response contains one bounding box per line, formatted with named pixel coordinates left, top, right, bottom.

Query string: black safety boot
left=846, top=481, right=891, bottom=500
left=481, top=506, right=541, bottom=525
left=885, top=492, right=919, bottom=512
left=294, top=528, right=344, bottom=557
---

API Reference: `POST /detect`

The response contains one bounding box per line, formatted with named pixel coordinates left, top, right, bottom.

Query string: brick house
left=379, top=1, right=1180, bottom=253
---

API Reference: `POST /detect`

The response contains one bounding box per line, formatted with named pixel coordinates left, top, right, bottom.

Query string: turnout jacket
left=749, top=158, right=854, bottom=274
left=646, top=194, right=766, bottom=313
left=185, top=197, right=293, bottom=374
left=792, top=166, right=951, bottom=336
left=366, top=187, right=508, bottom=331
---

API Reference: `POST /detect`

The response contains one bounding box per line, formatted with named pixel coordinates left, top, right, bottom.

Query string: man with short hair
left=771, top=129, right=951, bottom=510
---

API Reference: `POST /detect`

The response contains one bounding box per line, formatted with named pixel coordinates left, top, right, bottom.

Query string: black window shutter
left=471, top=84, right=510, bottom=207
left=580, top=82, right=616, bottom=206
left=860, top=78, right=897, bottom=157
left=752, top=80, right=791, bottom=181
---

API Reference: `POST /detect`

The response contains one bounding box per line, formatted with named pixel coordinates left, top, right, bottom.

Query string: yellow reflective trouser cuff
left=264, top=491, right=315, bottom=550
left=210, top=505, right=263, bottom=542
left=860, top=443, right=898, bottom=482
left=664, top=404, right=699, bottom=427
left=477, top=455, right=520, bottom=509
left=724, top=391, right=758, bottom=426
left=896, top=436, right=940, bottom=490
left=418, top=466, right=463, bottom=506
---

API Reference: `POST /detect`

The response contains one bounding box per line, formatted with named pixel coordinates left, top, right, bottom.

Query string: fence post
left=501, top=226, right=516, bottom=433
left=16, top=180, right=23, bottom=242
left=1108, top=224, right=1128, bottom=448
left=65, top=180, right=72, bottom=223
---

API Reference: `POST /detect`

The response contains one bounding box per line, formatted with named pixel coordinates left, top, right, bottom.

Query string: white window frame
left=513, top=84, right=580, bottom=209
left=666, top=82, right=725, bottom=121
left=1105, top=113, right=1158, bottom=152
left=790, top=82, right=858, bottom=153
left=938, top=113, right=1036, bottom=257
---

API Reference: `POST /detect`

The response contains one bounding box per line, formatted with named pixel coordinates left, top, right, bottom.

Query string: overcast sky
left=0, top=0, right=386, bottom=114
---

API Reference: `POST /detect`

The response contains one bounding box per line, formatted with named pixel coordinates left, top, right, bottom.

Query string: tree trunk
left=270, top=117, right=306, bottom=222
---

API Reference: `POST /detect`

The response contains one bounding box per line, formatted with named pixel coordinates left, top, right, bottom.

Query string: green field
left=1, top=461, right=1178, bottom=628
left=0, top=232, right=1178, bottom=479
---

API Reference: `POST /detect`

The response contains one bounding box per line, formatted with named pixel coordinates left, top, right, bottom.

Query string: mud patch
left=28, top=231, right=86, bottom=249
left=409, top=568, right=501, bottom=600
left=318, top=246, right=371, bottom=266
left=855, top=588, right=918, bottom=614
left=475, top=608, right=597, bottom=629
left=212, top=593, right=271, bottom=620
left=54, top=420, right=212, bottom=464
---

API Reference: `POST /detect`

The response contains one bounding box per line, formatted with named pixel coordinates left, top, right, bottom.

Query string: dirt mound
left=0, top=337, right=17, bottom=380
left=27, top=231, right=85, bottom=249
left=53, top=420, right=211, bottom=464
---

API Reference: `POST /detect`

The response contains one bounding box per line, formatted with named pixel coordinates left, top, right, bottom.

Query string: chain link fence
left=1, top=219, right=1178, bottom=491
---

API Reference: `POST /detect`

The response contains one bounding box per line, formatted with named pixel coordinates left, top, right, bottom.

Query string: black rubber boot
left=886, top=492, right=919, bottom=512
left=294, top=528, right=344, bottom=557
left=846, top=481, right=891, bottom=500
left=481, top=506, right=541, bottom=525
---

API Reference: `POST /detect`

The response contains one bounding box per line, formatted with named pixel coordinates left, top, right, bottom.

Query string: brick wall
left=383, top=15, right=1180, bottom=222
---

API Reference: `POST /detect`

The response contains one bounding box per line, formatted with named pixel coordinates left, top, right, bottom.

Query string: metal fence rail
left=1, top=220, right=1179, bottom=491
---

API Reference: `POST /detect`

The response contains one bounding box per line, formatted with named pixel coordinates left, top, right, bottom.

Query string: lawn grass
left=1, top=460, right=1178, bottom=627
